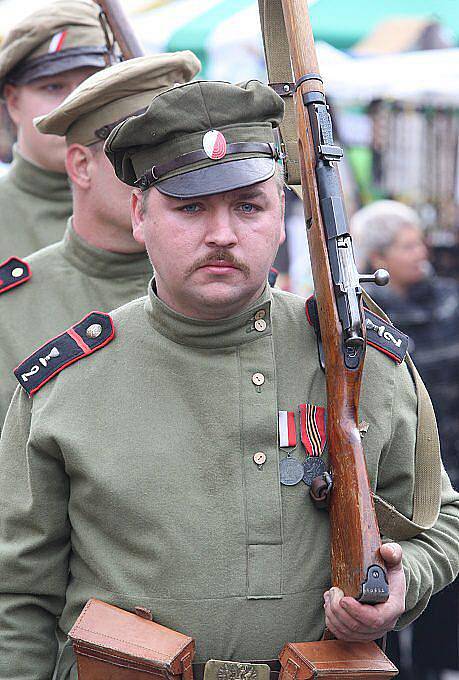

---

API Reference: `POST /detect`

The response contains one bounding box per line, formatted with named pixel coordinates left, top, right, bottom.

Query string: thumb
left=380, top=542, right=403, bottom=567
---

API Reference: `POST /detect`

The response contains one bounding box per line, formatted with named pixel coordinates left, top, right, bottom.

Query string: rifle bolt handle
left=359, top=269, right=390, bottom=287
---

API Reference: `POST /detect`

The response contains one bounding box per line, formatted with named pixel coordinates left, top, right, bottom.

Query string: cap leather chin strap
left=258, top=0, right=443, bottom=540
left=258, top=0, right=300, bottom=185
left=135, top=142, right=277, bottom=191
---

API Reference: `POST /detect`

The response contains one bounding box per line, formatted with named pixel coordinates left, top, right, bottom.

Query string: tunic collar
left=61, top=220, right=152, bottom=280
left=8, top=145, right=72, bottom=202
left=145, top=280, right=273, bottom=349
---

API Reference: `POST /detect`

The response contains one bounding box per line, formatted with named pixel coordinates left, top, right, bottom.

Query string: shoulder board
left=305, top=296, right=408, bottom=364
left=0, top=257, right=30, bottom=294
left=268, top=267, right=279, bottom=287
left=14, top=311, right=115, bottom=397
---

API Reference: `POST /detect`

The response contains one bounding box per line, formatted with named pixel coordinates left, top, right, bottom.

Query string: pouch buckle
left=204, top=659, right=271, bottom=680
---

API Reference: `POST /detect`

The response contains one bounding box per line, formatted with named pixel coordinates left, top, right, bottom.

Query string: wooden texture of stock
left=280, top=0, right=385, bottom=599
left=95, top=0, right=145, bottom=59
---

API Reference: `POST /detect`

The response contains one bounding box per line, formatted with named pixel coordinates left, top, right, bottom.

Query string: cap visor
left=13, top=54, right=107, bottom=85
left=155, top=157, right=276, bottom=198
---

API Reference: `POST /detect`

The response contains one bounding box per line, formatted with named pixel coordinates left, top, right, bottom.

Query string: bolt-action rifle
left=258, top=0, right=390, bottom=605
left=95, top=0, right=144, bottom=59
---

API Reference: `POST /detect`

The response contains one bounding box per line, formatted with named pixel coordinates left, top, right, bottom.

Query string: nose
left=204, top=206, right=238, bottom=248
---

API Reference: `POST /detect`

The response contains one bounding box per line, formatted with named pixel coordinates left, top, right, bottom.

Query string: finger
left=340, top=597, right=394, bottom=630
left=325, top=610, right=379, bottom=641
left=380, top=542, right=403, bottom=567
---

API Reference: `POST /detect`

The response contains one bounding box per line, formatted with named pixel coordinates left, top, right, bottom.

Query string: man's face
left=4, top=66, right=99, bottom=173
left=372, top=225, right=429, bottom=290
left=132, top=176, right=285, bottom=319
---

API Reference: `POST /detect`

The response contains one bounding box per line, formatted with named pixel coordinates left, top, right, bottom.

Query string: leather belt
left=193, top=660, right=281, bottom=680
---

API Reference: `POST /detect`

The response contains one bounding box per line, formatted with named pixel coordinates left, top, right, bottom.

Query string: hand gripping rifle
left=258, top=0, right=391, bottom=606
left=95, top=0, right=145, bottom=59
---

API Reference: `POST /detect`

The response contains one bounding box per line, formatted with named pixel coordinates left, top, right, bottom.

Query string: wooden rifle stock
left=279, top=0, right=388, bottom=603
left=95, top=0, right=145, bottom=59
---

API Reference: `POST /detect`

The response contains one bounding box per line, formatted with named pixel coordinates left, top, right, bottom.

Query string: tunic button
left=253, top=451, right=267, bottom=466
left=252, top=372, right=265, bottom=386
left=254, top=309, right=266, bottom=320
left=86, top=323, right=103, bottom=339
left=254, top=318, right=267, bottom=332
left=11, top=267, right=24, bottom=278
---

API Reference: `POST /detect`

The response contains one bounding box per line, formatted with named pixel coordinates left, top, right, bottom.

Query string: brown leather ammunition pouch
left=69, top=599, right=195, bottom=679
left=279, top=640, right=398, bottom=679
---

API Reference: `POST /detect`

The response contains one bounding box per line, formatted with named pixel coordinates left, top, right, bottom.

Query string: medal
left=299, top=403, right=327, bottom=486
left=302, top=456, right=326, bottom=486
left=279, top=456, right=304, bottom=486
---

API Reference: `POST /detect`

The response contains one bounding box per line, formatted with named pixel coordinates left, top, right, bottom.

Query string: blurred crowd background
left=0, top=1, right=457, bottom=678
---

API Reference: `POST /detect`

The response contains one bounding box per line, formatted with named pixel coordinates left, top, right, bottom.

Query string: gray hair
left=350, top=200, right=421, bottom=270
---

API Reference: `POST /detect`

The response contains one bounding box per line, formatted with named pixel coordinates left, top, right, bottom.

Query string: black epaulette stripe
left=0, top=257, right=31, bottom=294
left=305, top=295, right=408, bottom=364
left=14, top=311, right=115, bottom=397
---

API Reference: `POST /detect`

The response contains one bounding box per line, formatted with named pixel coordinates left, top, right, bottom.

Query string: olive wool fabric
left=0, top=146, right=72, bottom=258
left=0, top=285, right=457, bottom=679
left=0, top=221, right=151, bottom=429
left=105, top=79, right=284, bottom=190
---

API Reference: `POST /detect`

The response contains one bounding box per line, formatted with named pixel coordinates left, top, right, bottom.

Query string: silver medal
left=303, top=457, right=326, bottom=486
left=279, top=456, right=304, bottom=486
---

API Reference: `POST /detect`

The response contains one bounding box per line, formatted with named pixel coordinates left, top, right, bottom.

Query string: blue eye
left=182, top=204, right=200, bottom=213
left=240, top=203, right=255, bottom=213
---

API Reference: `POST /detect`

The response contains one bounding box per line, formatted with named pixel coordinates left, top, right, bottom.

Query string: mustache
left=187, top=250, right=250, bottom=277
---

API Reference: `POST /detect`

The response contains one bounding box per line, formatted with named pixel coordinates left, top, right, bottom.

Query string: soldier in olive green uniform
left=0, top=81, right=457, bottom=680
left=0, top=0, right=113, bottom=258
left=0, top=52, right=200, bottom=428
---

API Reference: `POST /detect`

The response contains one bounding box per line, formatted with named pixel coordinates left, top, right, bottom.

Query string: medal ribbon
left=299, top=403, right=326, bottom=457
left=278, top=410, right=297, bottom=448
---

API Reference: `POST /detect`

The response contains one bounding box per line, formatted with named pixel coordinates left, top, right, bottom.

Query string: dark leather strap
left=136, top=142, right=277, bottom=190
left=95, top=107, right=148, bottom=141
left=193, top=660, right=281, bottom=680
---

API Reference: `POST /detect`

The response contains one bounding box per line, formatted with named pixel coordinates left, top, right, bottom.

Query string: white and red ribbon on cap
left=203, top=130, right=227, bottom=160
left=278, top=410, right=297, bottom=448
left=48, top=31, right=68, bottom=54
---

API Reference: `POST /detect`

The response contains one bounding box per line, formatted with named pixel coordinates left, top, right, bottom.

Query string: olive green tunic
left=0, top=147, right=72, bottom=259
left=0, top=285, right=457, bottom=680
left=0, top=220, right=152, bottom=427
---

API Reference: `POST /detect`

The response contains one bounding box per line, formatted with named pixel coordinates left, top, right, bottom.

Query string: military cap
left=35, top=52, right=201, bottom=146
left=0, top=0, right=113, bottom=92
left=104, top=79, right=285, bottom=198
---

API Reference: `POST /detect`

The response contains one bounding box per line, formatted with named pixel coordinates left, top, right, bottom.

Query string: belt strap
left=193, top=660, right=281, bottom=680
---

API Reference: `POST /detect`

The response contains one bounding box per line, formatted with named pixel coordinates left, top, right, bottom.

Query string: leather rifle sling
left=258, top=0, right=442, bottom=540
left=258, top=0, right=300, bottom=185
left=362, top=291, right=442, bottom=540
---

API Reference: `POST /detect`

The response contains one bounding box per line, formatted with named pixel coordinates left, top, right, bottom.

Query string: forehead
left=156, top=177, right=278, bottom=203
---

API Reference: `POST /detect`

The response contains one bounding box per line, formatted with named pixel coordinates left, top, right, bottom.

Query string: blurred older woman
left=351, top=199, right=459, bottom=680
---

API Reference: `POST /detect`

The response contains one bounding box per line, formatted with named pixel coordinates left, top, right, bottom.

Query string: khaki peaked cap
left=104, top=79, right=285, bottom=198
left=0, top=0, right=111, bottom=91
left=35, top=52, right=201, bottom=146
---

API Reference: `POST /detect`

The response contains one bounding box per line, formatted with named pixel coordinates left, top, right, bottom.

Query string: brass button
left=254, top=309, right=266, bottom=320
left=253, top=451, right=267, bottom=466
left=86, top=323, right=102, bottom=339
left=252, top=372, right=265, bottom=386
left=11, top=267, right=24, bottom=278
left=254, top=318, right=267, bottom=332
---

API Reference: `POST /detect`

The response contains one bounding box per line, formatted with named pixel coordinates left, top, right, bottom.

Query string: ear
left=131, top=189, right=146, bottom=246
left=3, top=84, right=21, bottom=126
left=65, top=143, right=93, bottom=190
left=278, top=188, right=286, bottom=246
